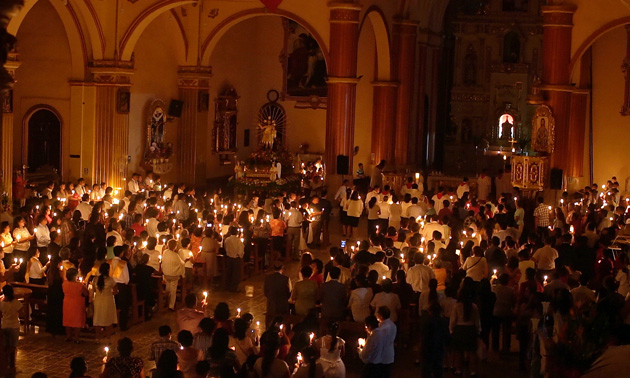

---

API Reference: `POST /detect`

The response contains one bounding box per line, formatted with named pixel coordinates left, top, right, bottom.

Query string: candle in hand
left=358, top=338, right=366, bottom=348
left=309, top=332, right=314, bottom=344
left=237, top=308, right=241, bottom=317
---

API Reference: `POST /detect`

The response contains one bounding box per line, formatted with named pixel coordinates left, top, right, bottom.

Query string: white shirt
left=224, top=235, right=244, bottom=258
left=370, top=292, right=401, bottom=322
left=456, top=183, right=470, bottom=199
left=407, top=204, right=425, bottom=219
left=407, top=264, right=435, bottom=293
left=106, top=231, right=123, bottom=247
left=75, top=184, right=87, bottom=197
left=27, top=257, right=45, bottom=279
left=389, top=203, right=402, bottom=222
left=533, top=245, right=559, bottom=271
left=334, top=185, right=347, bottom=202
left=162, top=249, right=185, bottom=277
left=286, top=208, right=303, bottom=228
left=368, top=262, right=390, bottom=284
left=145, top=249, right=161, bottom=271
left=378, top=202, right=391, bottom=219
left=110, top=256, right=130, bottom=284
left=173, top=200, right=190, bottom=221
left=76, top=201, right=92, bottom=221
left=146, top=218, right=159, bottom=238
left=462, top=256, right=488, bottom=282
left=377, top=319, right=397, bottom=364
left=35, top=224, right=51, bottom=248
left=179, top=248, right=194, bottom=269
left=128, top=179, right=140, bottom=194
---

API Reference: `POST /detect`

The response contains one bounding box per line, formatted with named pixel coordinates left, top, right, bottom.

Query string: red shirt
left=131, top=223, right=145, bottom=237
left=310, top=273, right=323, bottom=288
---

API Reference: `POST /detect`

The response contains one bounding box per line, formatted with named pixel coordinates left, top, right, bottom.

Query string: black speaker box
left=168, top=99, right=184, bottom=118
left=550, top=168, right=563, bottom=190
left=336, top=155, right=349, bottom=175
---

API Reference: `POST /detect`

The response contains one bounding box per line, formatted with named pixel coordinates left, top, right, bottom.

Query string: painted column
left=1, top=59, right=19, bottom=206
left=415, top=38, right=429, bottom=166
left=90, top=63, right=133, bottom=190
left=393, top=20, right=417, bottom=166
left=177, top=66, right=212, bottom=186
left=541, top=5, right=576, bottom=174
left=371, top=81, right=397, bottom=165
left=326, top=2, right=361, bottom=177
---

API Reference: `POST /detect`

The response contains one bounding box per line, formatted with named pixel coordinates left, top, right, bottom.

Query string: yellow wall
left=356, top=18, right=377, bottom=177
left=591, top=26, right=629, bottom=187
left=13, top=0, right=72, bottom=175
left=207, top=15, right=326, bottom=179
left=129, top=11, right=185, bottom=183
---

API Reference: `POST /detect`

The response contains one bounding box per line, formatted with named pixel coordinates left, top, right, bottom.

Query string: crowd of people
left=2, top=170, right=630, bottom=377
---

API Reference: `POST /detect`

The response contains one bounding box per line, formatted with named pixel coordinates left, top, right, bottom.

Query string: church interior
left=3, top=0, right=630, bottom=377
left=1, top=0, right=629, bottom=194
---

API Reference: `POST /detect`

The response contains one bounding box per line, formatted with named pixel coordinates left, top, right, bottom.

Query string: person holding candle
left=162, top=239, right=186, bottom=311
left=254, top=331, right=290, bottom=378
left=46, top=256, right=65, bottom=336
left=12, top=216, right=34, bottom=281
left=25, top=248, right=47, bottom=284
left=1, top=285, right=21, bottom=373
left=207, top=328, right=240, bottom=377
left=358, top=315, right=384, bottom=378
left=224, top=227, right=245, bottom=292
left=229, top=317, right=258, bottom=367
left=177, top=294, right=206, bottom=335
left=93, top=263, right=118, bottom=339
left=0, top=221, right=14, bottom=269
left=62, top=267, right=89, bottom=343
left=291, top=265, right=318, bottom=317
left=200, top=229, right=220, bottom=288
left=101, top=337, right=144, bottom=378
left=176, top=330, right=205, bottom=377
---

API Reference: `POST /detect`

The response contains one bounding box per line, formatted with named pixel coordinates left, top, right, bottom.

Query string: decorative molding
left=450, top=92, right=489, bottom=103
left=177, top=66, right=212, bottom=89
left=490, top=62, right=530, bottom=74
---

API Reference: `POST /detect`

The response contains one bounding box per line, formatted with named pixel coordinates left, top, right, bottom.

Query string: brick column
left=1, top=59, right=19, bottom=206
left=371, top=81, right=397, bottom=164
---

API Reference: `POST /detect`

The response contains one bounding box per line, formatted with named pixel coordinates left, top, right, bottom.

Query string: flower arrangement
left=229, top=174, right=301, bottom=196
left=145, top=142, right=174, bottom=162
left=247, top=147, right=293, bottom=168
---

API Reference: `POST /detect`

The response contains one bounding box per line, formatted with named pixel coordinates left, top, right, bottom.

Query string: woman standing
left=229, top=318, right=257, bottom=367
left=291, top=266, right=318, bottom=316
left=348, top=276, right=373, bottom=323
left=200, top=229, right=220, bottom=288
left=13, top=216, right=34, bottom=280
left=93, top=263, right=118, bottom=339
left=1, top=221, right=14, bottom=270
left=345, top=192, right=363, bottom=239
left=291, top=346, right=325, bottom=378
left=63, top=268, right=89, bottom=343
left=366, top=197, right=380, bottom=237
left=46, top=256, right=65, bottom=336
left=449, top=278, right=480, bottom=376
left=314, top=322, right=346, bottom=378
left=461, top=246, right=489, bottom=284
left=1, top=285, right=22, bottom=372
left=25, top=249, right=47, bottom=284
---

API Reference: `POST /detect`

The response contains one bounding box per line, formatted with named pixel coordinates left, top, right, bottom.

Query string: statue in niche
left=464, top=46, right=478, bottom=86
left=150, top=106, right=166, bottom=145
left=534, top=117, right=548, bottom=150
left=503, top=32, right=521, bottom=63
left=498, top=113, right=514, bottom=140
left=258, top=116, right=278, bottom=149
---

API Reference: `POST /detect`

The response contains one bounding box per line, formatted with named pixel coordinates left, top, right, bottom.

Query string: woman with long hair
left=207, top=328, right=239, bottom=377
left=345, top=191, right=363, bottom=239
left=291, top=346, right=325, bottom=378
left=366, top=197, right=380, bottom=238
left=92, top=262, right=118, bottom=339
left=314, top=322, right=346, bottom=378
left=449, top=277, right=480, bottom=376
left=254, top=331, right=290, bottom=378
left=153, top=349, right=183, bottom=378
left=229, top=317, right=258, bottom=367
left=200, top=228, right=220, bottom=288
left=46, top=256, right=65, bottom=336
left=69, top=356, right=92, bottom=378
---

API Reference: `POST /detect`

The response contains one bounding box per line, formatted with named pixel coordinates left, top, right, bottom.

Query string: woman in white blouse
left=461, top=246, right=488, bottom=282
left=26, top=249, right=48, bottom=285
left=34, top=215, right=51, bottom=252
left=348, top=276, right=373, bottom=323
left=12, top=217, right=34, bottom=277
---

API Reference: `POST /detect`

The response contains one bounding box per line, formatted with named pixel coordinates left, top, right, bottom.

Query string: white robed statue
left=258, top=116, right=277, bottom=149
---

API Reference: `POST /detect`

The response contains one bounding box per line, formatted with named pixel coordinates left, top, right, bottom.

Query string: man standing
left=161, top=240, right=185, bottom=311
left=286, top=202, right=303, bottom=260
left=406, top=253, right=435, bottom=294
left=534, top=197, right=551, bottom=238
left=309, top=196, right=323, bottom=248
left=264, top=261, right=291, bottom=326
left=318, top=267, right=347, bottom=321
left=478, top=170, right=491, bottom=201
left=359, top=315, right=385, bottom=378
left=376, top=306, right=397, bottom=378
left=457, top=177, right=470, bottom=199
left=128, top=173, right=140, bottom=194
left=224, top=227, right=244, bottom=292
left=110, top=246, right=131, bottom=330
left=532, top=236, right=559, bottom=280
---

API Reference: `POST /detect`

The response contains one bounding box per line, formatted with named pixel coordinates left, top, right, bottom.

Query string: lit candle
left=237, top=308, right=241, bottom=317
left=189, top=251, right=193, bottom=257
left=569, top=225, right=575, bottom=234
left=203, top=291, right=208, bottom=302
left=309, top=332, right=314, bottom=344
left=104, top=346, right=109, bottom=357
left=19, top=258, right=23, bottom=264
left=158, top=254, right=162, bottom=263
left=297, top=352, right=303, bottom=365
left=48, top=254, right=51, bottom=260
left=543, top=275, right=548, bottom=286
left=13, top=257, right=17, bottom=264
left=492, top=269, right=498, bottom=280
left=358, top=338, right=366, bottom=348
left=456, top=249, right=460, bottom=256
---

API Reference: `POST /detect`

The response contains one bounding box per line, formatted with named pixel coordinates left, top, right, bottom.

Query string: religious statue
left=235, top=160, right=244, bottom=179
left=258, top=116, right=277, bottom=149
left=535, top=118, right=547, bottom=150
left=269, top=162, right=278, bottom=181
left=150, top=106, right=166, bottom=145
left=0, top=1, right=23, bottom=93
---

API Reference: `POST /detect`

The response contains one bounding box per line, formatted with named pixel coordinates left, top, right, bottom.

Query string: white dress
left=93, top=276, right=117, bottom=326
left=317, top=336, right=346, bottom=378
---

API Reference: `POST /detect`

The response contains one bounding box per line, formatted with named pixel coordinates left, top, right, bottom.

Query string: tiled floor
left=11, top=217, right=529, bottom=378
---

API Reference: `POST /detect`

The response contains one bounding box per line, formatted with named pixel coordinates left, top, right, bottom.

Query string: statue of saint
left=535, top=118, right=547, bottom=151
left=258, top=116, right=277, bottom=149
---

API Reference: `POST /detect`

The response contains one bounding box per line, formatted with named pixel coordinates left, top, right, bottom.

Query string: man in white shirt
left=378, top=196, right=391, bottom=227
left=365, top=186, right=382, bottom=206
left=111, top=246, right=131, bottom=329
left=406, top=252, right=435, bottom=293
left=128, top=173, right=141, bottom=194
left=368, top=252, right=390, bottom=284
left=146, top=208, right=160, bottom=238
left=42, top=181, right=54, bottom=200
left=532, top=236, right=559, bottom=275
left=477, top=170, right=491, bottom=201
left=456, top=177, right=470, bottom=199
left=161, top=240, right=186, bottom=310
left=406, top=197, right=425, bottom=220
left=144, top=237, right=162, bottom=271
left=285, top=202, right=303, bottom=260
left=334, top=179, right=350, bottom=202
left=224, top=227, right=245, bottom=292
left=370, top=280, right=401, bottom=322
left=75, top=178, right=87, bottom=197
left=76, top=194, right=92, bottom=221
left=144, top=171, right=155, bottom=190
left=431, top=188, right=447, bottom=214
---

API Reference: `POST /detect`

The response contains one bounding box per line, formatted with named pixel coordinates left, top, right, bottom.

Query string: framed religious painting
left=281, top=18, right=327, bottom=100
left=531, top=104, right=554, bottom=154
left=144, top=99, right=173, bottom=167
left=117, top=89, right=130, bottom=114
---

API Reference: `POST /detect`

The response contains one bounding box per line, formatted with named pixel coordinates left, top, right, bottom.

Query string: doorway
left=26, top=107, right=61, bottom=173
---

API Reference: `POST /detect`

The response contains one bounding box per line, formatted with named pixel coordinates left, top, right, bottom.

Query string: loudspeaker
left=168, top=100, right=184, bottom=118
left=336, top=155, right=349, bottom=175
left=550, top=168, right=563, bottom=190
